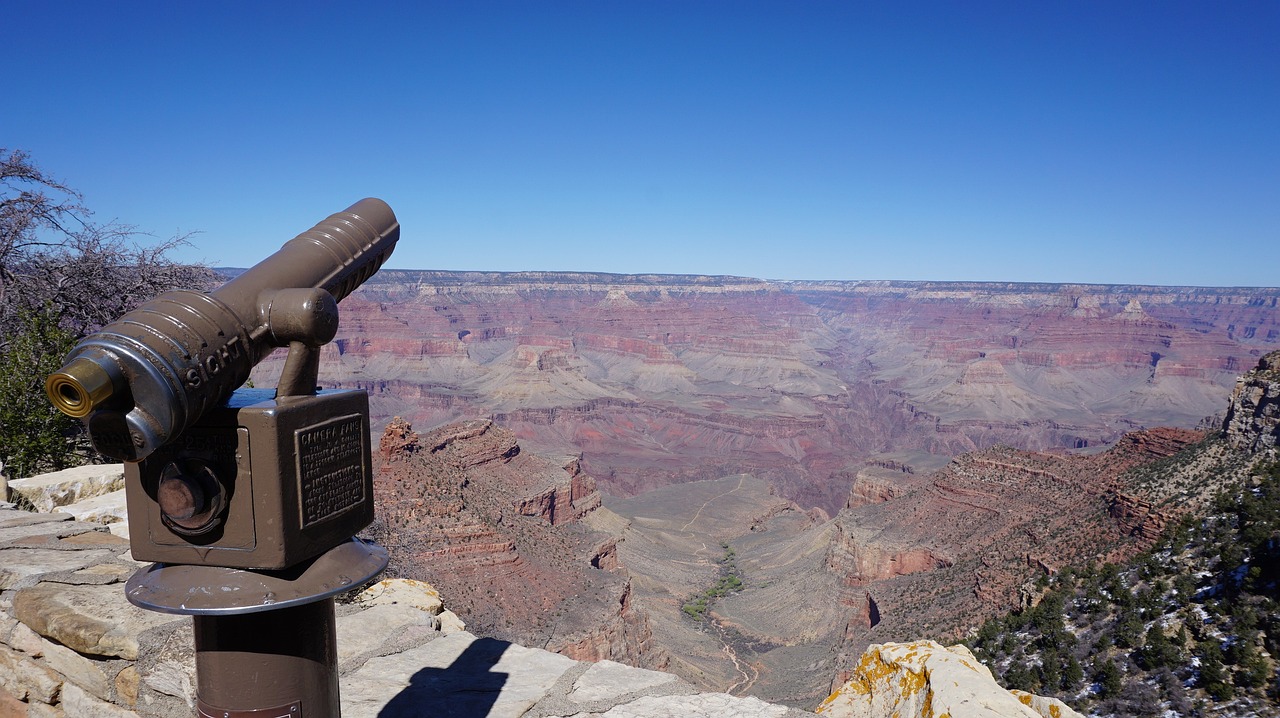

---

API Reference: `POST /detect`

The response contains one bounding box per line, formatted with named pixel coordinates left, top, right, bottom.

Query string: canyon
left=246, top=273, right=1280, bottom=706
left=253, top=273, right=1280, bottom=516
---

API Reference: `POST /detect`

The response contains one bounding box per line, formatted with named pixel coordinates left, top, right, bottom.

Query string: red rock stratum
left=253, top=273, right=1279, bottom=514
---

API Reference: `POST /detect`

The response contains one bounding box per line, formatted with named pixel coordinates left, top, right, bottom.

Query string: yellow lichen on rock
left=1008, top=691, right=1072, bottom=718
left=817, top=641, right=1085, bottom=718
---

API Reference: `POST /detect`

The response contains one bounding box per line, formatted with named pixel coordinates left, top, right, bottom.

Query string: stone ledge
left=7, top=465, right=125, bottom=513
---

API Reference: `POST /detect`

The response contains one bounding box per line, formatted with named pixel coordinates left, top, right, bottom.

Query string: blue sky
left=4, top=2, right=1277, bottom=285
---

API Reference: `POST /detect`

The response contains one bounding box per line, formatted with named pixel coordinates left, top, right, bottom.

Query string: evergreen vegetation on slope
left=967, top=457, right=1280, bottom=716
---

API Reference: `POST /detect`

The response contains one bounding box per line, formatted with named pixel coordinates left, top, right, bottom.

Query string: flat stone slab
left=0, top=517, right=98, bottom=548
left=575, top=692, right=799, bottom=718
left=343, top=631, right=577, bottom=718
left=12, top=583, right=183, bottom=659
left=8, top=464, right=125, bottom=512
left=336, top=603, right=439, bottom=667
left=58, top=530, right=129, bottom=549
left=62, top=561, right=137, bottom=586
left=568, top=659, right=681, bottom=704
left=8, top=620, right=113, bottom=700
left=57, top=488, right=128, bottom=526
left=0, top=547, right=116, bottom=590
left=0, top=510, right=74, bottom=529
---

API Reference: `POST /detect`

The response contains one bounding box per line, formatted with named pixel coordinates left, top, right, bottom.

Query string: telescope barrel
left=45, top=198, right=399, bottom=462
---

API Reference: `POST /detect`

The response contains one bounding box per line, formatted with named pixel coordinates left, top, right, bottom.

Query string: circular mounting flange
left=124, top=538, right=389, bottom=616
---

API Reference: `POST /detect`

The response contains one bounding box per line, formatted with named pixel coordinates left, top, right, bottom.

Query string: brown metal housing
left=124, top=389, right=374, bottom=570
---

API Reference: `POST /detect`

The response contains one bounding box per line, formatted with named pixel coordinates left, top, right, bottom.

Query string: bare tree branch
left=1, top=147, right=218, bottom=350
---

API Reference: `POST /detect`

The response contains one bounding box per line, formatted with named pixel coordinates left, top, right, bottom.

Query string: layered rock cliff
left=367, top=417, right=662, bottom=668
left=1222, top=349, right=1280, bottom=455
left=251, top=272, right=1280, bottom=515
left=821, top=426, right=1244, bottom=690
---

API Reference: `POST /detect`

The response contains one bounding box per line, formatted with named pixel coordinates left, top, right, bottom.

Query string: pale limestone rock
left=66, top=562, right=134, bottom=585
left=1009, top=690, right=1085, bottom=717
left=580, top=692, right=793, bottom=717
left=8, top=465, right=125, bottom=513
left=0, top=644, right=61, bottom=704
left=336, top=603, right=439, bottom=665
left=438, top=609, right=467, bottom=635
left=12, top=583, right=182, bottom=660
left=816, top=641, right=1084, bottom=718
left=0, top=513, right=90, bottom=546
left=0, top=512, right=73, bottom=530
left=26, top=702, right=64, bottom=718
left=1223, top=350, right=1280, bottom=455
left=355, top=578, right=444, bottom=614
left=1, top=613, right=18, bottom=642
left=127, top=613, right=194, bottom=716
left=139, top=656, right=195, bottom=709
left=0, top=548, right=116, bottom=590
left=59, top=682, right=140, bottom=718
left=568, top=659, right=680, bottom=704
left=8, top=622, right=111, bottom=701
left=56, top=489, right=128, bottom=527
left=0, top=686, right=27, bottom=718
left=342, top=631, right=575, bottom=718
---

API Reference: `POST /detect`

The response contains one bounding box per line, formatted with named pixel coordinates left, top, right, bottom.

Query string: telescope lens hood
left=46, top=358, right=117, bottom=418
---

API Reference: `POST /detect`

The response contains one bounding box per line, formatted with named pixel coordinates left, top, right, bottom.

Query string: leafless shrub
left=1, top=148, right=219, bottom=347
left=0, top=148, right=218, bottom=475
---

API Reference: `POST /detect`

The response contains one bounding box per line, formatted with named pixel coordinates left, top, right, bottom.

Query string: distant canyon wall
left=251, top=271, right=1280, bottom=514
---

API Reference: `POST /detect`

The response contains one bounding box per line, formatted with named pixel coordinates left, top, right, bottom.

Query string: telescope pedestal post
left=194, top=599, right=337, bottom=718
left=124, top=539, right=388, bottom=718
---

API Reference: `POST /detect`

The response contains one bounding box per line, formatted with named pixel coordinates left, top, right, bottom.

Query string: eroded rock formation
left=1222, top=349, right=1280, bottom=455
left=368, top=417, right=662, bottom=668
left=816, top=641, right=1083, bottom=718
left=601, top=422, right=1242, bottom=706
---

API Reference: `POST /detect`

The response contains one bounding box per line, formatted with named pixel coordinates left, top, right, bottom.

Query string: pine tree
left=1062, top=655, right=1084, bottom=691
left=1096, top=658, right=1122, bottom=698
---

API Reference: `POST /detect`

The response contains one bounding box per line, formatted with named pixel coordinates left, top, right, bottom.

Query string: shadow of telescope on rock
left=378, top=637, right=511, bottom=718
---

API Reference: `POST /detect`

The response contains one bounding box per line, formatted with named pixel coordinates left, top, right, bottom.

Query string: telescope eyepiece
left=46, top=358, right=116, bottom=419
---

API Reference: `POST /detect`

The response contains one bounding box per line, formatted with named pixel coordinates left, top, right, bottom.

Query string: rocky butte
left=366, top=416, right=661, bottom=668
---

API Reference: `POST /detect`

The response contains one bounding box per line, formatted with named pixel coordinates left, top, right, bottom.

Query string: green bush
left=1095, top=658, right=1123, bottom=698
left=0, top=309, right=79, bottom=478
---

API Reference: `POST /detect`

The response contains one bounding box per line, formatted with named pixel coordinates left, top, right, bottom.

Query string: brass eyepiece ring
left=45, top=358, right=114, bottom=418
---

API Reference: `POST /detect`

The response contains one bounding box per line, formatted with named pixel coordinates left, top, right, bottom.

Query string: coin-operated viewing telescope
left=46, top=198, right=399, bottom=718
left=47, top=198, right=397, bottom=569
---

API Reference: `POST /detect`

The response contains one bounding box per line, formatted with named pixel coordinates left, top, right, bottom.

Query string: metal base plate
left=125, top=538, right=388, bottom=616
